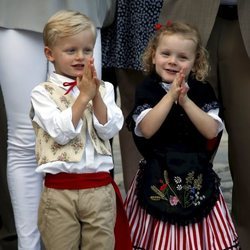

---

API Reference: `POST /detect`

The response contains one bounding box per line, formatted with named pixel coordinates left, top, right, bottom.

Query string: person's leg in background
left=207, top=17, right=250, bottom=249
left=102, top=68, right=143, bottom=190
left=115, top=69, right=144, bottom=192
left=102, top=67, right=118, bottom=178
left=0, top=29, right=49, bottom=250
left=0, top=86, right=17, bottom=250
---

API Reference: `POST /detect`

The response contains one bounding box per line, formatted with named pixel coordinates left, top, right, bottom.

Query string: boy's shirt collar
left=48, top=72, right=75, bottom=89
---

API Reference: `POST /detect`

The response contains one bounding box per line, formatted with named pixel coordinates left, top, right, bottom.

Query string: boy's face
left=152, top=34, right=196, bottom=83
left=45, top=29, right=95, bottom=79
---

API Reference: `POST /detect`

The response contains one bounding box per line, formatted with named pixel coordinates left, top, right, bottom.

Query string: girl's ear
left=44, top=47, right=54, bottom=62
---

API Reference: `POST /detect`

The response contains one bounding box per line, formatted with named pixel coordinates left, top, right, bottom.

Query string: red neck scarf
left=63, top=81, right=77, bottom=95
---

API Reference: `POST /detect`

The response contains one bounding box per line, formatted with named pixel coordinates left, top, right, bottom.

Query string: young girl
left=125, top=21, right=240, bottom=250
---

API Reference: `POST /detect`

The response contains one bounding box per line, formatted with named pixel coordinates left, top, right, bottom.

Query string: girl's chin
left=162, top=77, right=174, bottom=83
left=161, top=73, right=176, bottom=82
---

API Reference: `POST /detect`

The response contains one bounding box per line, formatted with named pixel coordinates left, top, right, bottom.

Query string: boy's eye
left=65, top=48, right=75, bottom=54
left=64, top=48, right=94, bottom=55
left=83, top=48, right=93, bottom=55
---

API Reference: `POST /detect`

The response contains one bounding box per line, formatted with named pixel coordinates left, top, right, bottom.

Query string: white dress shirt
left=31, top=72, right=123, bottom=174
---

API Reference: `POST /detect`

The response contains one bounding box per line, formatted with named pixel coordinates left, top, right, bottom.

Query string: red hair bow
left=155, top=23, right=162, bottom=30
left=166, top=20, right=172, bottom=26
left=155, top=20, right=172, bottom=30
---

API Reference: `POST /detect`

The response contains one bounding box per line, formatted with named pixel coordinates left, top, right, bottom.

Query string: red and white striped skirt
left=124, top=176, right=240, bottom=250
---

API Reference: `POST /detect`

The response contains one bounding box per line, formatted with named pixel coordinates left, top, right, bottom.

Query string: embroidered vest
left=31, top=81, right=111, bottom=166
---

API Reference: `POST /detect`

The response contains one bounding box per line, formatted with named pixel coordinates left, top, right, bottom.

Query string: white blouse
left=31, top=72, right=123, bottom=174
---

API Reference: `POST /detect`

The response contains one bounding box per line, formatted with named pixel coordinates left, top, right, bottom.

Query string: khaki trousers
left=38, top=184, right=116, bottom=250
left=115, top=69, right=144, bottom=191
left=207, top=17, right=250, bottom=249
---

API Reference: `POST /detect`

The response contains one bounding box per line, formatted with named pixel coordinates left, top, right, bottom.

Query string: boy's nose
left=76, top=51, right=84, bottom=59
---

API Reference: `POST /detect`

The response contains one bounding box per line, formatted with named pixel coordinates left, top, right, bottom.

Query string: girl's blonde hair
left=142, top=21, right=209, bottom=82
left=43, top=10, right=96, bottom=47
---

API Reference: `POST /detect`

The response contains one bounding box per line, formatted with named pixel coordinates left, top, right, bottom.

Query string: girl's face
left=45, top=29, right=95, bottom=79
left=152, top=34, right=196, bottom=83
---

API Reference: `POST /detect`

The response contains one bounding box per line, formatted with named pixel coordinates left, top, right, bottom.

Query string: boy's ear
left=44, top=46, right=54, bottom=62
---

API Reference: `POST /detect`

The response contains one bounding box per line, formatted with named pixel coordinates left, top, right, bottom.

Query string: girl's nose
left=168, top=56, right=177, bottom=64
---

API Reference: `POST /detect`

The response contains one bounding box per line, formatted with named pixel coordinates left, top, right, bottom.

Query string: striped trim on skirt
left=124, top=176, right=240, bottom=250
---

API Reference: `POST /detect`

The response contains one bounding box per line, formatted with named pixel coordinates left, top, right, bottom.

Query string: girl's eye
left=179, top=54, right=188, bottom=59
left=179, top=54, right=188, bottom=60
left=162, top=52, right=170, bottom=56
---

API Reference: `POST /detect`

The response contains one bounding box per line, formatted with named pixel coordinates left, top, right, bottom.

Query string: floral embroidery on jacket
left=202, top=101, right=219, bottom=112
left=134, top=104, right=152, bottom=116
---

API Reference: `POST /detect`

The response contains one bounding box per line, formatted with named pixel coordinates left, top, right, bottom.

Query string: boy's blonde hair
left=142, top=21, right=209, bottom=82
left=43, top=10, right=96, bottom=47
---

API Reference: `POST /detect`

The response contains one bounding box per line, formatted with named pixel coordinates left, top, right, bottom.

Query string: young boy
left=30, top=10, right=131, bottom=250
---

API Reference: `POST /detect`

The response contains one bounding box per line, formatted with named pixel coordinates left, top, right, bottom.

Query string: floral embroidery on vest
left=44, top=84, right=54, bottom=95
left=60, top=95, right=71, bottom=108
